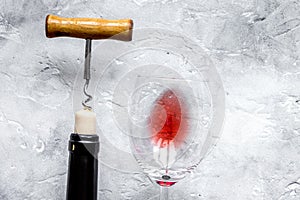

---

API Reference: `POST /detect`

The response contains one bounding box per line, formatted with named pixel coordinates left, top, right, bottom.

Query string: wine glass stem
left=159, top=187, right=169, bottom=200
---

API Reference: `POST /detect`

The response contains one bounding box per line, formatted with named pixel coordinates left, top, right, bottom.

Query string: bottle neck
left=66, top=133, right=99, bottom=200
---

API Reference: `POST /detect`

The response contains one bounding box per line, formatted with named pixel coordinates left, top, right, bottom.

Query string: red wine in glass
left=149, top=90, right=188, bottom=186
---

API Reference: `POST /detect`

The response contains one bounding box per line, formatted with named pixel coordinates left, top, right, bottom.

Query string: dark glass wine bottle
left=66, top=133, right=99, bottom=200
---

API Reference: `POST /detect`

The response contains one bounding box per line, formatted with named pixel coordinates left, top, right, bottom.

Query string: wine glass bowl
left=128, top=72, right=212, bottom=188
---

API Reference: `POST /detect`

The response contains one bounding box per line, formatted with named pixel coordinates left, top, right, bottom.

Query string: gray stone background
left=0, top=0, right=300, bottom=199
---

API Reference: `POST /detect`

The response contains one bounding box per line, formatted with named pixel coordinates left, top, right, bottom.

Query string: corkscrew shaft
left=84, top=39, right=91, bottom=81
left=82, top=39, right=93, bottom=109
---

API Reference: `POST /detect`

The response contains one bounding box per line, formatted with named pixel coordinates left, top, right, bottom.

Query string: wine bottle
left=66, top=133, right=99, bottom=200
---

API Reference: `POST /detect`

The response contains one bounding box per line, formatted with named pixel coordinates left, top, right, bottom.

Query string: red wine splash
left=149, top=90, right=187, bottom=148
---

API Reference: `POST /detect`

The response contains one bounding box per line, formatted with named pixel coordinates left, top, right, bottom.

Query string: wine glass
left=92, top=28, right=224, bottom=199
left=127, top=64, right=224, bottom=199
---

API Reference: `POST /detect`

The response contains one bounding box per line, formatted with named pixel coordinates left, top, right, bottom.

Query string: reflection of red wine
left=156, top=180, right=176, bottom=187
left=150, top=90, right=187, bottom=148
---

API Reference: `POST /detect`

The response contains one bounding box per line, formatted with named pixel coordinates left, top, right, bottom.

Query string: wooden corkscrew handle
left=45, top=15, right=133, bottom=41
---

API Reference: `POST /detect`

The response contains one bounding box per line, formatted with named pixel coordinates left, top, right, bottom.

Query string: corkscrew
left=45, top=15, right=133, bottom=109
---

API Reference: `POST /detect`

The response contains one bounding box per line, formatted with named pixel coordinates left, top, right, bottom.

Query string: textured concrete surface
left=0, top=0, right=300, bottom=199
